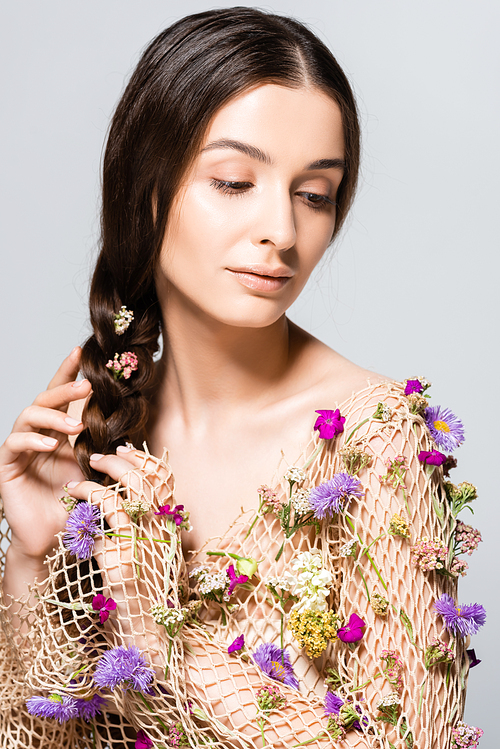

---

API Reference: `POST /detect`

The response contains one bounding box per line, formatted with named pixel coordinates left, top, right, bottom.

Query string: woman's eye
left=297, top=192, right=337, bottom=212
left=210, top=179, right=253, bottom=195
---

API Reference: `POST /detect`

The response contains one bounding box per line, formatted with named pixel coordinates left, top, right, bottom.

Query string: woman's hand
left=0, top=347, right=92, bottom=565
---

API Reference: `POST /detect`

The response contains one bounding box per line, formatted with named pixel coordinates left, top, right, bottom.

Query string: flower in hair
left=113, top=305, right=134, bottom=335
left=106, top=351, right=139, bottom=380
left=63, top=502, right=103, bottom=559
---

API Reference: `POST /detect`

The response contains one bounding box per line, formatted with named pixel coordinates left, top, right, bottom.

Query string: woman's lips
left=226, top=269, right=292, bottom=292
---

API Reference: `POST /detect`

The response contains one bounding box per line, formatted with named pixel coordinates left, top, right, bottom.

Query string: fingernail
left=42, top=436, right=58, bottom=447
left=72, top=379, right=87, bottom=388
left=65, top=416, right=82, bottom=427
left=66, top=481, right=79, bottom=489
left=69, top=346, right=79, bottom=357
left=116, top=445, right=132, bottom=453
left=90, top=453, right=104, bottom=461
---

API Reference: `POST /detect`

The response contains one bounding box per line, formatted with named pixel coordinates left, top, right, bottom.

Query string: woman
left=0, top=7, right=484, bottom=748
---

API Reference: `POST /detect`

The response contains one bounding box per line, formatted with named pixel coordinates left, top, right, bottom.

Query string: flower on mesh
left=291, top=551, right=333, bottom=612
left=466, top=649, right=481, bottom=668
left=288, top=609, right=340, bottom=658
left=434, top=594, right=486, bottom=637
left=337, top=613, right=365, bottom=643
left=324, top=691, right=366, bottom=730
left=451, top=721, right=484, bottom=748
left=165, top=722, right=189, bottom=747
left=135, top=729, right=154, bottom=749
left=425, top=405, right=465, bottom=451
left=326, top=714, right=346, bottom=740
left=106, top=351, right=139, bottom=380
left=313, top=409, right=345, bottom=439
left=155, top=503, right=185, bottom=526
left=380, top=650, right=404, bottom=695
left=377, top=692, right=400, bottom=708
left=93, top=645, right=154, bottom=693
left=373, top=402, right=392, bottom=422
left=411, top=536, right=448, bottom=572
left=121, top=491, right=152, bottom=521
left=235, top=556, right=259, bottom=578
left=75, top=693, right=107, bottom=722
left=113, top=306, right=134, bottom=335
left=92, top=594, right=117, bottom=624
left=225, top=564, right=249, bottom=599
left=257, top=484, right=282, bottom=512
left=291, top=488, right=312, bottom=516
left=339, top=539, right=357, bottom=558
left=26, top=693, right=79, bottom=723
left=267, top=574, right=296, bottom=593
left=228, top=634, right=245, bottom=654
left=150, top=602, right=187, bottom=628
left=251, top=643, right=299, bottom=689
left=255, top=685, right=288, bottom=713
left=454, top=521, right=482, bottom=556
left=442, top=454, right=458, bottom=477
left=418, top=449, right=446, bottom=466
left=370, top=593, right=389, bottom=617
left=379, top=455, right=407, bottom=490
left=424, top=638, right=455, bottom=669
left=407, top=391, right=429, bottom=415
left=404, top=379, right=424, bottom=395
left=450, top=557, right=469, bottom=577
left=388, top=513, right=410, bottom=539
left=63, top=502, right=103, bottom=559
left=309, top=473, right=364, bottom=519
left=284, top=466, right=307, bottom=484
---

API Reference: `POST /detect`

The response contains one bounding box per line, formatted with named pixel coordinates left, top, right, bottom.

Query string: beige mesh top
left=0, top=380, right=473, bottom=749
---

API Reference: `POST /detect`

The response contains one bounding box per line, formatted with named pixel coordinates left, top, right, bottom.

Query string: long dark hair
left=75, top=7, right=361, bottom=479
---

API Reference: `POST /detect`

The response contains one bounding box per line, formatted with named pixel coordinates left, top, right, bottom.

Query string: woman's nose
left=251, top=187, right=296, bottom=251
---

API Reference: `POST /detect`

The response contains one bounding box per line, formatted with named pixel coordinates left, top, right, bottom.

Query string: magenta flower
left=63, top=502, right=103, bottom=560
left=309, top=473, right=364, bottom=518
left=425, top=405, right=465, bottom=451
left=434, top=594, right=486, bottom=637
left=404, top=379, right=424, bottom=395
left=135, top=730, right=154, bottom=749
left=228, top=634, right=245, bottom=654
left=314, top=409, right=345, bottom=439
left=337, top=613, right=365, bottom=643
left=92, top=594, right=117, bottom=624
left=226, top=565, right=248, bottom=598
left=418, top=449, right=446, bottom=466
left=252, top=643, right=299, bottom=689
left=26, top=693, right=79, bottom=723
left=155, top=503, right=185, bottom=526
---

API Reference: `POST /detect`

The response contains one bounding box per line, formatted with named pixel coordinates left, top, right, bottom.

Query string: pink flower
left=155, top=504, right=185, bottom=526
left=226, top=565, right=248, bottom=598
left=314, top=409, right=345, bottom=439
left=105, top=351, right=139, bottom=380
left=135, top=730, right=153, bottom=749
left=92, top=594, right=117, bottom=624
left=337, top=613, right=366, bottom=643
left=418, top=449, right=446, bottom=466
left=404, top=379, right=424, bottom=395
left=228, top=634, right=245, bottom=654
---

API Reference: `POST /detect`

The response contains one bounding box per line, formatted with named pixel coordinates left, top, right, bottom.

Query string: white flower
left=284, top=466, right=307, bottom=484
left=199, top=571, right=228, bottom=595
left=377, top=692, right=400, bottom=708
left=113, top=305, right=134, bottom=335
left=189, top=566, right=209, bottom=579
left=267, top=573, right=297, bottom=592
left=290, top=550, right=332, bottom=612
left=291, top=550, right=323, bottom=574
left=339, top=539, right=357, bottom=558
left=291, top=488, right=311, bottom=516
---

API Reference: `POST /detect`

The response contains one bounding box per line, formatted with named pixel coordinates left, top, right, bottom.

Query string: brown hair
left=75, top=7, right=361, bottom=479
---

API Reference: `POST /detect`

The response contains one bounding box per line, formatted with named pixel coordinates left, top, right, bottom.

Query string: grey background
left=1, top=0, right=498, bottom=741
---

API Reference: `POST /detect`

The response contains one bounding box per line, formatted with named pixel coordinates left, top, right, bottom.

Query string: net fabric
left=0, top=381, right=467, bottom=748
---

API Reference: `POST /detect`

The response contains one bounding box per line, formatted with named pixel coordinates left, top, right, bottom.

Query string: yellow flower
left=288, top=609, right=340, bottom=659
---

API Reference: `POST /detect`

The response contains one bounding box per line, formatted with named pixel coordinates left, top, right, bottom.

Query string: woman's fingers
left=46, top=346, right=81, bottom=390
left=12, top=404, right=84, bottom=436
left=32, top=378, right=92, bottom=413
left=89, top=451, right=144, bottom=481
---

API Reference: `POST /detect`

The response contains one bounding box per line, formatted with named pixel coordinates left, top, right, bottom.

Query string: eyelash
left=209, top=179, right=336, bottom=212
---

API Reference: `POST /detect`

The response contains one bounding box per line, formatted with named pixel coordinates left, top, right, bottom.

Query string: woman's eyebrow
left=201, top=139, right=346, bottom=171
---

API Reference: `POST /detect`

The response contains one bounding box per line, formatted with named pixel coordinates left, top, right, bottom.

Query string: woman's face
left=157, top=83, right=345, bottom=329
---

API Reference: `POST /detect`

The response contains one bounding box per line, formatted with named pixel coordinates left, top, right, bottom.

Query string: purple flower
left=63, top=502, right=103, bottom=559
left=466, top=649, right=481, bottom=668
left=92, top=594, right=117, bottom=624
left=314, top=409, right=346, bottom=439
left=135, top=730, right=154, bottom=749
left=75, top=693, right=107, bottom=721
left=324, top=692, right=365, bottom=730
left=155, top=503, right=185, bottom=526
left=309, top=473, right=364, bottom=519
left=434, top=594, right=486, bottom=637
left=26, top=693, right=79, bottom=723
left=337, top=613, right=366, bottom=643
left=251, top=643, right=299, bottom=690
left=93, top=645, right=155, bottom=693
left=405, top=379, right=424, bottom=395
left=228, top=634, right=245, bottom=654
left=226, top=565, right=248, bottom=598
left=418, top=449, right=446, bottom=466
left=425, top=406, right=465, bottom=452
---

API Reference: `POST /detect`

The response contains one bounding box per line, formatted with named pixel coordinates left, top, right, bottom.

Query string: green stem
left=345, top=417, right=370, bottom=445
left=138, top=692, right=170, bottom=733
left=275, top=540, right=285, bottom=562
left=280, top=608, right=285, bottom=662
left=350, top=672, right=383, bottom=691
left=365, top=532, right=386, bottom=553
left=292, top=731, right=329, bottom=747
left=401, top=487, right=411, bottom=518
left=346, top=516, right=388, bottom=590
left=356, top=564, right=371, bottom=602
left=105, top=532, right=173, bottom=544
left=245, top=498, right=264, bottom=540
left=165, top=637, right=174, bottom=680
left=302, top=441, right=324, bottom=471
left=220, top=607, right=227, bottom=626
left=257, top=717, right=267, bottom=747
left=132, top=524, right=140, bottom=579
left=418, top=676, right=427, bottom=715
